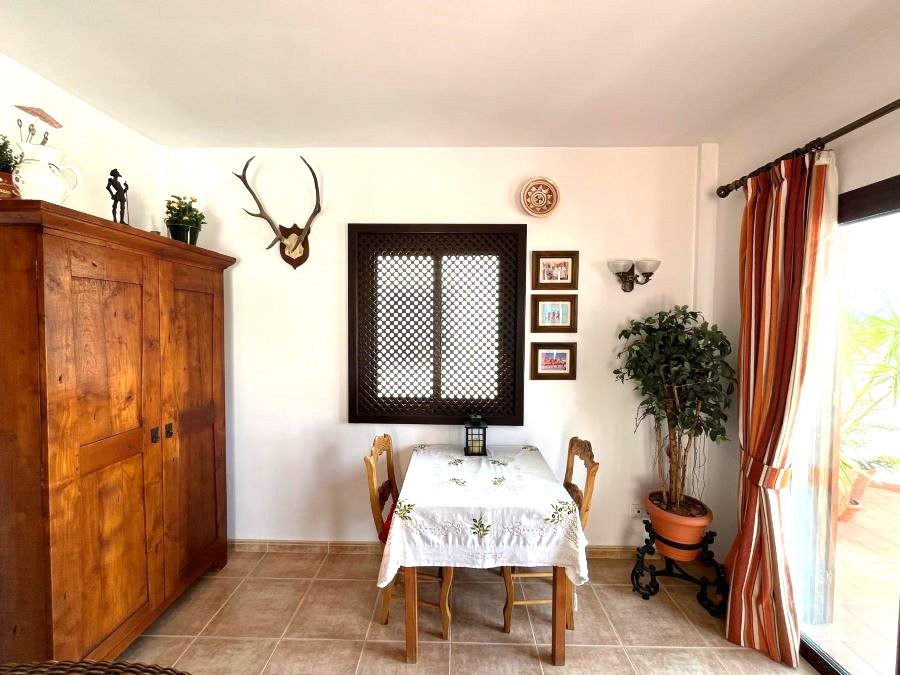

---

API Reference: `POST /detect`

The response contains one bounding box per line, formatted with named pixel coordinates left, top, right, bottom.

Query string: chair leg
left=566, top=582, right=575, bottom=630
left=439, top=566, right=454, bottom=640
left=380, top=578, right=394, bottom=625
left=502, top=566, right=515, bottom=633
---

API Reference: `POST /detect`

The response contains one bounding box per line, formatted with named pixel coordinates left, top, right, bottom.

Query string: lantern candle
left=464, top=414, right=487, bottom=457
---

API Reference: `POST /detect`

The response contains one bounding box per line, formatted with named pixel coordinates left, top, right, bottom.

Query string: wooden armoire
left=0, top=201, right=235, bottom=662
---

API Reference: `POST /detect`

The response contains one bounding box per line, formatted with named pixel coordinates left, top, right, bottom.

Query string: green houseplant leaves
left=614, top=305, right=736, bottom=513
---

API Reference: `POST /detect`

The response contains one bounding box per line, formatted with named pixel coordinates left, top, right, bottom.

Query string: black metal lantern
left=464, top=414, right=487, bottom=456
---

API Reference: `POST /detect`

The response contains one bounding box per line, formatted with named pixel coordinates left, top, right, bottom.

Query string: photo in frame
left=531, top=250, right=579, bottom=290
left=530, top=342, right=577, bottom=380
left=531, top=294, right=578, bottom=333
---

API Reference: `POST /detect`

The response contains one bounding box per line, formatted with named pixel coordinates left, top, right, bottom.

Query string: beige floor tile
left=523, top=583, right=618, bottom=645
left=207, top=551, right=265, bottom=578
left=450, top=643, right=542, bottom=674
left=595, top=585, right=705, bottom=647
left=656, top=560, right=717, bottom=587
left=844, top=638, right=899, bottom=675
left=588, top=558, right=635, bottom=585
left=203, top=578, right=310, bottom=638
left=285, top=579, right=379, bottom=640
left=146, top=577, right=242, bottom=636
left=174, top=637, right=277, bottom=675
left=118, top=635, right=193, bottom=667
left=367, top=582, right=446, bottom=642
left=251, top=552, right=327, bottom=578
left=663, top=587, right=729, bottom=647
left=358, top=641, right=450, bottom=674
left=317, top=554, right=383, bottom=580
left=840, top=602, right=899, bottom=641
left=829, top=605, right=889, bottom=641
left=625, top=646, right=727, bottom=674
left=811, top=640, right=881, bottom=675
left=713, top=647, right=819, bottom=673
left=537, top=645, right=635, bottom=673
left=263, top=639, right=365, bottom=674
left=450, top=582, right=534, bottom=644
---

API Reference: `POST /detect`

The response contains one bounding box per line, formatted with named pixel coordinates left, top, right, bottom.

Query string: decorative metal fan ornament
left=520, top=177, right=559, bottom=217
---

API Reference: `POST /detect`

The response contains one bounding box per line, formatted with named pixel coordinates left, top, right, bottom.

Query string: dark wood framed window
left=838, top=172, right=900, bottom=224
left=348, top=224, right=526, bottom=425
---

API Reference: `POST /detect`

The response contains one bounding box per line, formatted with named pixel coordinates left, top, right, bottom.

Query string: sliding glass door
left=794, top=177, right=900, bottom=675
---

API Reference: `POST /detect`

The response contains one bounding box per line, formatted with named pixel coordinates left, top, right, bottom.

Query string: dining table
left=377, top=443, right=589, bottom=666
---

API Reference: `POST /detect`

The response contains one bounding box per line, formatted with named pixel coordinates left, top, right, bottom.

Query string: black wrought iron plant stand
left=631, top=519, right=729, bottom=618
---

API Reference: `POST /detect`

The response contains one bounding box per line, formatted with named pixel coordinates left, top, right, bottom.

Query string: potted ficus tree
left=0, top=134, right=20, bottom=199
left=614, top=306, right=736, bottom=561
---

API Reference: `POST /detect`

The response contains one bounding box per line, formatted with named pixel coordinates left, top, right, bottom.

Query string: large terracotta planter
left=850, top=467, right=877, bottom=502
left=644, top=491, right=713, bottom=562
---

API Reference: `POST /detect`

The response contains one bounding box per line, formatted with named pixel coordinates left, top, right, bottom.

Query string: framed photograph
left=530, top=342, right=577, bottom=380
left=531, top=294, right=578, bottom=333
left=531, top=251, right=579, bottom=290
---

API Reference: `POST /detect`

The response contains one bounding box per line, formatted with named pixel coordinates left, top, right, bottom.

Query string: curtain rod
left=716, top=97, right=900, bottom=198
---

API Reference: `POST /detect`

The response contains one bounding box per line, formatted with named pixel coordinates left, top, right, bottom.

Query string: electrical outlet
left=630, top=503, right=645, bottom=519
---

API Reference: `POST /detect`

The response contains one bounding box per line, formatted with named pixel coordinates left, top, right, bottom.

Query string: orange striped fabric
left=725, top=150, right=837, bottom=667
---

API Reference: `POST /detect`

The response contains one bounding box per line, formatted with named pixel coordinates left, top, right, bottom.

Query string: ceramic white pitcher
left=12, top=142, right=83, bottom=204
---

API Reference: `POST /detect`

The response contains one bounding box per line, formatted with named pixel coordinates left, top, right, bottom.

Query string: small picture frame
left=530, top=342, right=577, bottom=380
left=531, top=294, right=578, bottom=333
left=531, top=251, right=579, bottom=290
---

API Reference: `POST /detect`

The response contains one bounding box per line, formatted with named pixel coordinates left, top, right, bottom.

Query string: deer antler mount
left=233, top=155, right=321, bottom=269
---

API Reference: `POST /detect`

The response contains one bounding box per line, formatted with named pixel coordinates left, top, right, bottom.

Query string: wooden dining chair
left=502, top=436, right=598, bottom=632
left=364, top=434, right=455, bottom=639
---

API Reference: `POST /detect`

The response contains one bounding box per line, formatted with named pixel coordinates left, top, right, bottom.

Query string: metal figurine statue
left=106, top=169, right=129, bottom=223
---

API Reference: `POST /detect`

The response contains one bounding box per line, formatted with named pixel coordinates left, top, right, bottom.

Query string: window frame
left=347, top=223, right=526, bottom=425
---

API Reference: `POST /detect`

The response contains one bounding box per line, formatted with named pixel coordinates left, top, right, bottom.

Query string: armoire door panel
left=71, top=277, right=143, bottom=445
left=42, top=237, right=163, bottom=658
left=80, top=453, right=150, bottom=652
left=160, top=261, right=226, bottom=594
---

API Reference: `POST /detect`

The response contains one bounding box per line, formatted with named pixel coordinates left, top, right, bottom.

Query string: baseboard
left=228, top=539, right=643, bottom=560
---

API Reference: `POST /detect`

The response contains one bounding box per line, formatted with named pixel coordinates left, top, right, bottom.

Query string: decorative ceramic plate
left=520, top=177, right=559, bottom=217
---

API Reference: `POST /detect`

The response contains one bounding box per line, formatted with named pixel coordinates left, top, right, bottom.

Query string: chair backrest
left=364, top=434, right=400, bottom=536
left=563, top=436, right=599, bottom=529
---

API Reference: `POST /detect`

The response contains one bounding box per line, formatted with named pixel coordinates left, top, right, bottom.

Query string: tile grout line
left=660, top=585, right=709, bottom=645
left=520, top=579, right=545, bottom=675
left=590, top=583, right=638, bottom=674
left=171, top=552, right=268, bottom=669
left=356, top=572, right=383, bottom=675
left=256, top=553, right=332, bottom=675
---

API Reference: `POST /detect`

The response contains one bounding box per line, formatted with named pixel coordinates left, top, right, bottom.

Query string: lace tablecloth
left=377, top=444, right=589, bottom=587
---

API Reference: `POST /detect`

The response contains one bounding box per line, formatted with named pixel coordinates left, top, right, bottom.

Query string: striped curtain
left=725, top=150, right=838, bottom=666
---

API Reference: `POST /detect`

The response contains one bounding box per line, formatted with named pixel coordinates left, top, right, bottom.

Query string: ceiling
left=1, top=1, right=898, bottom=148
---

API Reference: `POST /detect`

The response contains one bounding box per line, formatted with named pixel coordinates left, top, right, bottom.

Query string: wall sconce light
left=607, top=259, right=661, bottom=292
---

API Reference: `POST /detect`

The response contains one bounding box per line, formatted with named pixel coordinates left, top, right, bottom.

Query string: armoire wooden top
left=0, top=200, right=236, bottom=270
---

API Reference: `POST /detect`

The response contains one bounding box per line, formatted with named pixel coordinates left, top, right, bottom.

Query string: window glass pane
left=375, top=255, right=434, bottom=398
left=440, top=255, right=500, bottom=399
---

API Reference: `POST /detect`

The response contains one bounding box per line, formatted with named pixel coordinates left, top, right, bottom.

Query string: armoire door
left=159, top=261, right=227, bottom=595
left=42, top=236, right=163, bottom=658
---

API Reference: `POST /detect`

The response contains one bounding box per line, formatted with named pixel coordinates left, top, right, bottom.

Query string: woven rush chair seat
left=0, top=662, right=190, bottom=674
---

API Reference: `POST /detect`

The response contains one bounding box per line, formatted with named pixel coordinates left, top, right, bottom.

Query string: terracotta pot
left=644, top=491, right=713, bottom=562
left=0, top=171, right=17, bottom=199
left=838, top=498, right=861, bottom=521
left=850, top=467, right=877, bottom=502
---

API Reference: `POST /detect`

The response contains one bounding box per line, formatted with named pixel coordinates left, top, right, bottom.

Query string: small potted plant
left=165, top=195, right=206, bottom=245
left=614, top=306, right=736, bottom=561
left=0, top=134, right=20, bottom=199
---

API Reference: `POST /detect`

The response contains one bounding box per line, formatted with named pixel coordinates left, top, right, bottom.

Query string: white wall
left=708, top=20, right=900, bottom=551
left=0, top=53, right=163, bottom=227
left=168, top=146, right=709, bottom=545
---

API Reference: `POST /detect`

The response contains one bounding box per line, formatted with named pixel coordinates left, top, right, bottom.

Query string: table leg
left=551, top=566, right=566, bottom=666
left=405, top=566, right=418, bottom=663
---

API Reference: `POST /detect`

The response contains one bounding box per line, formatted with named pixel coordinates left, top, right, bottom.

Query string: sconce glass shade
left=607, top=259, right=633, bottom=274
left=635, top=259, right=661, bottom=274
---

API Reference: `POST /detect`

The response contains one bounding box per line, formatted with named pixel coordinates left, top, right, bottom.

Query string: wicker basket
left=0, top=661, right=190, bottom=674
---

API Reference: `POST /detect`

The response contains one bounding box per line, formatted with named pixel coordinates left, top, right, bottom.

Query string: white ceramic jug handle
left=58, top=164, right=83, bottom=195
